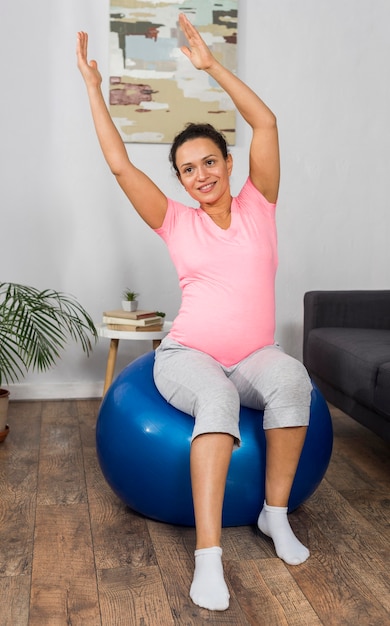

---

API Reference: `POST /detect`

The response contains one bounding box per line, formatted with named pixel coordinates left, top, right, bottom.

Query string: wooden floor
left=0, top=398, right=389, bottom=626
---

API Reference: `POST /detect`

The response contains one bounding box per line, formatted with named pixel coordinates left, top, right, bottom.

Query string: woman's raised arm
left=76, top=32, right=167, bottom=228
left=179, top=14, right=280, bottom=203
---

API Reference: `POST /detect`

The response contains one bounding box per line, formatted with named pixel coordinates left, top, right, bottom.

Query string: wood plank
left=225, top=557, right=322, bottom=626
left=91, top=492, right=158, bottom=572
left=303, top=481, right=389, bottom=555
left=225, top=558, right=287, bottom=626
left=289, top=483, right=390, bottom=625
left=222, top=523, right=276, bottom=561
left=80, top=399, right=186, bottom=624
left=289, top=546, right=389, bottom=626
left=5, top=398, right=42, bottom=444
left=0, top=497, right=36, bottom=577
left=331, top=437, right=390, bottom=488
left=0, top=575, right=30, bottom=626
left=346, top=547, right=390, bottom=615
left=0, top=401, right=41, bottom=577
left=147, top=520, right=210, bottom=624
left=338, top=488, right=390, bottom=542
left=324, top=446, right=374, bottom=492
left=29, top=504, right=101, bottom=626
left=82, top=427, right=158, bottom=571
left=98, top=565, right=174, bottom=626
left=76, top=398, right=100, bottom=449
left=255, top=558, right=322, bottom=626
left=37, top=401, right=87, bottom=505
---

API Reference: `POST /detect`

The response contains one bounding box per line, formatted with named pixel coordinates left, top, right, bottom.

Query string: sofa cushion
left=305, top=328, right=390, bottom=412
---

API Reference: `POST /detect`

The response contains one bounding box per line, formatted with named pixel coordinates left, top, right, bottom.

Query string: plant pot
left=122, top=300, right=138, bottom=312
left=0, top=388, right=10, bottom=442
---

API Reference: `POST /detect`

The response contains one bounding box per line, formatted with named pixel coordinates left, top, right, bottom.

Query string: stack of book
left=102, top=309, right=164, bottom=332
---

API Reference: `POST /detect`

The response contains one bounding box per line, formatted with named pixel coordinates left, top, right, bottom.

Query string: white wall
left=2, top=0, right=389, bottom=399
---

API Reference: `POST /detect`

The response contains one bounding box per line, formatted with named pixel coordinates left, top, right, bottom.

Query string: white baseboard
left=7, top=382, right=104, bottom=401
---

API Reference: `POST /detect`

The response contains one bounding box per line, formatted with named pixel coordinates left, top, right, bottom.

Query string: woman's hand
left=76, top=31, right=102, bottom=89
left=179, top=13, right=216, bottom=71
left=177, top=16, right=280, bottom=201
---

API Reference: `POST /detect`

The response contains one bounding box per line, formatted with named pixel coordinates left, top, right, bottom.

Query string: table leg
left=103, top=338, right=119, bottom=395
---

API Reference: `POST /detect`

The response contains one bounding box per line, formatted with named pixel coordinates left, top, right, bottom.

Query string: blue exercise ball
left=96, top=351, right=333, bottom=527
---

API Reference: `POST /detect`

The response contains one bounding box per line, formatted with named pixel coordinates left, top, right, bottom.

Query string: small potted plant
left=0, top=282, right=97, bottom=441
left=122, top=289, right=139, bottom=312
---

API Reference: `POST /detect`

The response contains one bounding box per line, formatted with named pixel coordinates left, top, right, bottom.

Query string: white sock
left=257, top=501, right=310, bottom=565
left=190, top=546, right=230, bottom=611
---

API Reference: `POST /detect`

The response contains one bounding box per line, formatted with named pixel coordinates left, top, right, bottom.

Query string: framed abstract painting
left=109, top=1, right=238, bottom=144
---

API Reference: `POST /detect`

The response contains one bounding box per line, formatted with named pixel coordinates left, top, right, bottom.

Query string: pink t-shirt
left=155, top=177, right=278, bottom=367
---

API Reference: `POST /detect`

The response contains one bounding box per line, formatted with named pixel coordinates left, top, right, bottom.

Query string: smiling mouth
left=198, top=182, right=216, bottom=193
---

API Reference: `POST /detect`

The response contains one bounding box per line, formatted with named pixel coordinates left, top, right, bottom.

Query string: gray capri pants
left=153, top=337, right=312, bottom=445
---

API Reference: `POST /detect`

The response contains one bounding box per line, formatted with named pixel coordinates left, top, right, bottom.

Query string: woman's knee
left=193, top=384, right=241, bottom=442
left=198, top=383, right=240, bottom=415
left=269, top=357, right=312, bottom=406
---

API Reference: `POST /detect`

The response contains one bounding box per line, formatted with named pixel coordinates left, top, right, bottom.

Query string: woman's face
left=175, top=137, right=233, bottom=206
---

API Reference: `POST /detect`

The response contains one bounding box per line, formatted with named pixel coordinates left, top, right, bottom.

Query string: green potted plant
left=121, top=288, right=139, bottom=312
left=0, top=282, right=97, bottom=441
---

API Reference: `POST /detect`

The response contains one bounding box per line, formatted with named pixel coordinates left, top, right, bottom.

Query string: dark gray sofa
left=303, top=290, right=390, bottom=442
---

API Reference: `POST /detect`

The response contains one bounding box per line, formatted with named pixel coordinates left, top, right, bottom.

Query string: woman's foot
left=258, top=502, right=310, bottom=565
left=190, top=546, right=230, bottom=611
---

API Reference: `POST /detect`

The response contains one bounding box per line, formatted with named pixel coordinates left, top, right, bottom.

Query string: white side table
left=97, top=321, right=172, bottom=395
